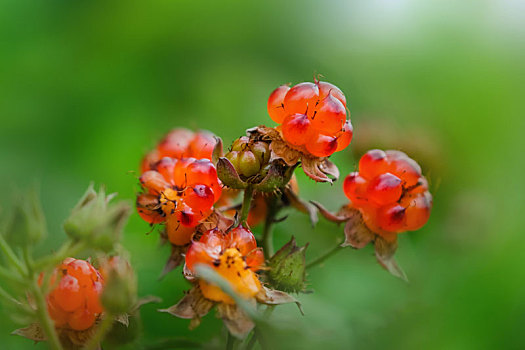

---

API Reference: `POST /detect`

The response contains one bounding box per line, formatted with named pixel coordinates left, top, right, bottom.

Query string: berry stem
left=306, top=242, right=344, bottom=269
left=226, top=331, right=235, bottom=350
left=239, top=185, right=254, bottom=224
left=84, top=314, right=114, bottom=350
left=30, top=278, right=63, bottom=350
left=262, top=196, right=280, bottom=260
left=0, top=233, right=28, bottom=276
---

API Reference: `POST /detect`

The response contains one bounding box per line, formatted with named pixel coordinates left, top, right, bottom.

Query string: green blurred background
left=1, top=0, right=524, bottom=349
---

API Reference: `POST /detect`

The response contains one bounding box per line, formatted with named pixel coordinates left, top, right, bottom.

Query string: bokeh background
left=1, top=0, right=524, bottom=349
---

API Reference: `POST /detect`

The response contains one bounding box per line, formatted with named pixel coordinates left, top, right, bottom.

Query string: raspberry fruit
left=44, top=258, right=104, bottom=331
left=343, top=149, right=432, bottom=237
left=141, top=128, right=216, bottom=173
left=136, top=157, right=222, bottom=246
left=267, top=79, right=352, bottom=157
left=185, top=225, right=264, bottom=304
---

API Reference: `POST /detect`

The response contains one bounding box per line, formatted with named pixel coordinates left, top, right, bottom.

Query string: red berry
left=317, top=81, right=346, bottom=107
left=69, top=308, right=96, bottom=331
left=267, top=85, right=290, bottom=123
left=358, top=149, right=389, bottom=180
left=335, top=120, right=353, bottom=152
left=377, top=203, right=406, bottom=233
left=283, top=82, right=319, bottom=115
left=366, top=173, right=403, bottom=206
left=282, top=113, right=312, bottom=146
left=343, top=172, right=369, bottom=206
left=311, top=93, right=346, bottom=134
left=305, top=132, right=338, bottom=157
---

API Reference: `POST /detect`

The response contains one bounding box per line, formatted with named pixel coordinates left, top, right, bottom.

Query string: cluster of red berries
left=141, top=128, right=216, bottom=173
left=343, top=149, right=432, bottom=238
left=186, top=225, right=264, bottom=304
left=267, top=80, right=353, bottom=157
left=43, top=258, right=104, bottom=331
left=137, top=157, right=222, bottom=246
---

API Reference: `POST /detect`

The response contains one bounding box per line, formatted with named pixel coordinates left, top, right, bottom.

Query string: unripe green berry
left=238, top=150, right=260, bottom=177
left=231, top=136, right=250, bottom=152
left=225, top=151, right=240, bottom=169
left=251, top=141, right=270, bottom=165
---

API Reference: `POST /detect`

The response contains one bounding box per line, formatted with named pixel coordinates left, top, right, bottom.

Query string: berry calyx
left=343, top=149, right=432, bottom=237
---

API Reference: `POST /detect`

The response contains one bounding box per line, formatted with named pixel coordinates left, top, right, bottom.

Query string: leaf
left=257, top=287, right=304, bottom=315
left=374, top=236, right=408, bottom=282
left=12, top=323, right=46, bottom=342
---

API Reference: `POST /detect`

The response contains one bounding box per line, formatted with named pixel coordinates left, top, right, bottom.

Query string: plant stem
left=31, top=278, right=63, bottom=350
left=306, top=243, right=344, bottom=269
left=0, top=265, right=25, bottom=285
left=0, top=234, right=27, bottom=276
left=226, top=331, right=235, bottom=350
left=262, top=196, right=279, bottom=260
left=239, top=185, right=254, bottom=224
left=83, top=314, right=113, bottom=350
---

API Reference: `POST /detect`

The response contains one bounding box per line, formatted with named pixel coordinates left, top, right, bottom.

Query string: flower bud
left=100, top=256, right=137, bottom=315
left=267, top=237, right=308, bottom=293
left=5, top=188, right=46, bottom=246
left=63, top=184, right=130, bottom=252
left=224, top=138, right=271, bottom=179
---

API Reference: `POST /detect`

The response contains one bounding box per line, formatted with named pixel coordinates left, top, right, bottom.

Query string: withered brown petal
left=12, top=323, right=46, bottom=342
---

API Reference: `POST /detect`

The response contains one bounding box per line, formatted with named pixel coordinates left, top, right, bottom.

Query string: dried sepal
left=256, top=286, right=304, bottom=315
left=249, top=126, right=339, bottom=183
left=340, top=207, right=375, bottom=249
left=310, top=201, right=348, bottom=223
left=159, top=287, right=214, bottom=321
left=160, top=244, right=188, bottom=278
left=374, top=236, right=408, bottom=282
left=212, top=136, right=223, bottom=165
left=216, top=302, right=256, bottom=339
left=216, top=157, right=248, bottom=190
left=12, top=323, right=46, bottom=342
left=284, top=186, right=318, bottom=227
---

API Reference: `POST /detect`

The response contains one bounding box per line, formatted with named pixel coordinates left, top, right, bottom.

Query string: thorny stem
left=31, top=278, right=63, bottom=350
left=0, top=233, right=27, bottom=276
left=239, top=185, right=254, bottom=224
left=83, top=314, right=114, bottom=350
left=306, top=242, right=344, bottom=269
